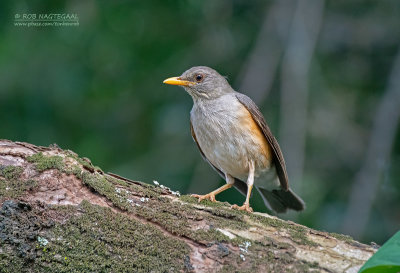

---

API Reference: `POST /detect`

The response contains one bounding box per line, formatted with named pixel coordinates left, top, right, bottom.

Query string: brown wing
left=235, top=93, right=289, bottom=191
left=190, top=121, right=248, bottom=196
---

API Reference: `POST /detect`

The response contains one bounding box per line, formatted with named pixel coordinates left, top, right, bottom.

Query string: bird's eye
left=195, top=74, right=204, bottom=82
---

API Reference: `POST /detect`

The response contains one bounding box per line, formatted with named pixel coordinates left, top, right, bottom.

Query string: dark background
left=1, top=0, right=399, bottom=245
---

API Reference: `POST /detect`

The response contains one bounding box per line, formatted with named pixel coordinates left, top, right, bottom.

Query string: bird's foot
left=191, top=193, right=217, bottom=203
left=231, top=203, right=253, bottom=213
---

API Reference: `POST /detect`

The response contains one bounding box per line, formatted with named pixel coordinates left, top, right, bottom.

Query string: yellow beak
left=163, top=77, right=194, bottom=86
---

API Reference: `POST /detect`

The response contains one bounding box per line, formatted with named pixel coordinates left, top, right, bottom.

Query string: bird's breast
left=191, top=97, right=273, bottom=179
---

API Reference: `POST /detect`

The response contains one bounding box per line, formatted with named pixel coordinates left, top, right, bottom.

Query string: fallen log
left=0, top=140, right=376, bottom=272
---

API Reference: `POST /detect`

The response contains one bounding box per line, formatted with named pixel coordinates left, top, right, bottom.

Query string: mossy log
left=0, top=140, right=376, bottom=273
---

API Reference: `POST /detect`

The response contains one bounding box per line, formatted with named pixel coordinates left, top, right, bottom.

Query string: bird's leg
left=232, top=161, right=255, bottom=213
left=191, top=174, right=234, bottom=203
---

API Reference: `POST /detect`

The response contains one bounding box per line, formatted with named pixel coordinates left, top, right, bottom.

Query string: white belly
left=190, top=96, right=278, bottom=189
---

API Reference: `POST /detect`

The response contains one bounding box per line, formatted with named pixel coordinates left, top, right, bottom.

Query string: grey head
left=163, top=66, right=234, bottom=100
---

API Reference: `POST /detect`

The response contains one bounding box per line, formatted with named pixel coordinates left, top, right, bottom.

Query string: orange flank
left=240, top=107, right=273, bottom=168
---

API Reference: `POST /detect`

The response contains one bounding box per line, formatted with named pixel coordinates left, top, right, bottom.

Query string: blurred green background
left=1, top=0, right=399, bottom=245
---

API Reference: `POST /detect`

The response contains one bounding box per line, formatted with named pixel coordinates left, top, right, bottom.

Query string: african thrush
left=164, top=66, right=305, bottom=213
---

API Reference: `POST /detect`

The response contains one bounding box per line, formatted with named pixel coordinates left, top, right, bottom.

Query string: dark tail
left=257, top=187, right=305, bottom=213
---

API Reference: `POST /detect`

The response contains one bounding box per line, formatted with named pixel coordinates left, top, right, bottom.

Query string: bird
left=163, top=66, right=305, bottom=213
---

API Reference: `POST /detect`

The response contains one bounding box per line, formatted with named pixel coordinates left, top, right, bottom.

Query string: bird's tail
left=256, top=187, right=305, bottom=213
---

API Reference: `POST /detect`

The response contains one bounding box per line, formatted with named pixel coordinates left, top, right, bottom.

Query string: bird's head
left=163, top=66, right=233, bottom=100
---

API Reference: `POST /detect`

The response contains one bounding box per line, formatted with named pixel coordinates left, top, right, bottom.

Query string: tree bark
left=0, top=140, right=376, bottom=273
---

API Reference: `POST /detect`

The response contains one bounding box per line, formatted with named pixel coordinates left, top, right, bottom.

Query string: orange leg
left=231, top=184, right=254, bottom=213
left=231, top=161, right=254, bottom=213
left=191, top=183, right=233, bottom=202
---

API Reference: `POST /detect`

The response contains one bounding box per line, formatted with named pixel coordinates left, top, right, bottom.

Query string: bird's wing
left=190, top=121, right=247, bottom=196
left=235, top=93, right=289, bottom=191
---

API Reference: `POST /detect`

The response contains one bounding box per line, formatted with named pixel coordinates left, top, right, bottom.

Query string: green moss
left=76, top=157, right=94, bottom=170
left=288, top=228, right=318, bottom=246
left=50, top=204, right=79, bottom=217
left=29, top=153, right=248, bottom=245
left=0, top=200, right=50, bottom=271
left=249, top=214, right=318, bottom=246
left=257, top=236, right=293, bottom=250
left=26, top=151, right=87, bottom=179
left=81, top=171, right=161, bottom=213
left=0, top=165, right=23, bottom=180
left=42, top=201, right=189, bottom=272
left=132, top=196, right=233, bottom=242
left=179, top=195, right=230, bottom=208
left=0, top=166, right=37, bottom=198
left=131, top=195, right=249, bottom=244
left=81, top=172, right=132, bottom=211
left=27, top=152, right=64, bottom=172
left=192, top=228, right=231, bottom=242
left=216, top=239, right=320, bottom=273
left=329, top=232, right=354, bottom=244
left=1, top=201, right=190, bottom=273
left=105, top=175, right=164, bottom=196
left=307, top=261, right=320, bottom=268
left=178, top=195, right=249, bottom=230
left=64, top=165, right=83, bottom=179
left=0, top=255, right=25, bottom=273
left=207, top=206, right=246, bottom=221
left=82, top=171, right=220, bottom=241
left=65, top=151, right=98, bottom=172
left=82, top=174, right=249, bottom=244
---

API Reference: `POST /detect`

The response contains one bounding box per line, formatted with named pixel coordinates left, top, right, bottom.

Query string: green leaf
left=359, top=231, right=400, bottom=273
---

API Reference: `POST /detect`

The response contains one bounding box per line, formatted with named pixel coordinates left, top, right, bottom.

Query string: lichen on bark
left=0, top=140, right=377, bottom=272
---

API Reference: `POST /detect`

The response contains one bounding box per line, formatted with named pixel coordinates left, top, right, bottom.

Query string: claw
left=231, top=203, right=253, bottom=213
left=191, top=193, right=217, bottom=202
